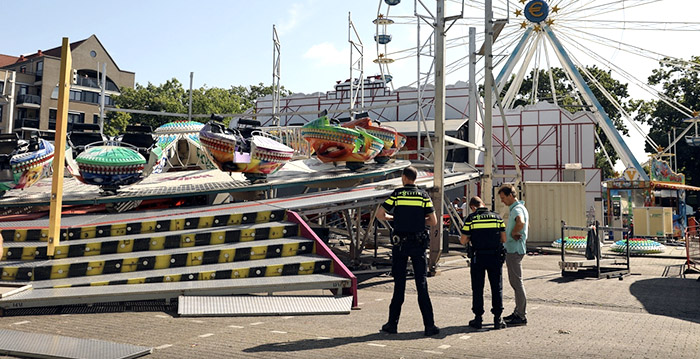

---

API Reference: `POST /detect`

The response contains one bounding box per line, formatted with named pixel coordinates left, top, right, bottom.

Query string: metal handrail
left=258, top=126, right=311, bottom=159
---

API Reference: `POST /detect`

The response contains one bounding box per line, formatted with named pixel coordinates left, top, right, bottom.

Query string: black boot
left=468, top=316, right=482, bottom=329
left=380, top=322, right=397, bottom=334
left=424, top=325, right=440, bottom=336
left=494, top=316, right=506, bottom=329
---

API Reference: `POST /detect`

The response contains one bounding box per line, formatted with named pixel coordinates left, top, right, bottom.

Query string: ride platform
left=0, top=159, right=409, bottom=207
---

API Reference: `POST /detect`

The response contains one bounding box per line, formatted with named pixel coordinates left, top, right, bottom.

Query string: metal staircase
left=0, top=209, right=356, bottom=315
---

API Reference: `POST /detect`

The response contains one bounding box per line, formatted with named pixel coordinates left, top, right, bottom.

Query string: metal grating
left=0, top=274, right=351, bottom=309
left=178, top=295, right=353, bottom=316
left=0, top=329, right=152, bottom=359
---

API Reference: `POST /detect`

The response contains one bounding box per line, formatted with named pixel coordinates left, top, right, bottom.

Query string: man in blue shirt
left=498, top=184, right=529, bottom=326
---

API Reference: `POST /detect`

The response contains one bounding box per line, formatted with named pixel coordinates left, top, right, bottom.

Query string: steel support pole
left=468, top=27, right=477, bottom=198
left=99, top=63, right=106, bottom=134
left=482, top=0, right=494, bottom=207
left=188, top=72, right=193, bottom=122
left=6, top=72, right=16, bottom=134
left=430, top=0, right=446, bottom=268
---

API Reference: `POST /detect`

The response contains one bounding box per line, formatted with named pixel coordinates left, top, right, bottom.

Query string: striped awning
left=652, top=181, right=700, bottom=191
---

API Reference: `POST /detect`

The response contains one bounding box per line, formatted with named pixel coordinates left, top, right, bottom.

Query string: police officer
left=460, top=196, right=507, bottom=330
left=377, top=166, right=440, bottom=336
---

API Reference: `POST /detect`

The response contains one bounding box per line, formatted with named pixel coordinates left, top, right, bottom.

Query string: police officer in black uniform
left=377, top=166, right=440, bottom=336
left=460, top=196, right=507, bottom=330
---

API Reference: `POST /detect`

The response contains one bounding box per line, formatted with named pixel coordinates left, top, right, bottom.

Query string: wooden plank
left=48, top=38, right=72, bottom=256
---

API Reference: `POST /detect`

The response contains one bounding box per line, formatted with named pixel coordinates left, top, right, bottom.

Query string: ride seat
left=236, top=119, right=261, bottom=139
left=0, top=134, right=20, bottom=170
left=121, top=125, right=155, bottom=158
left=0, top=133, right=19, bottom=156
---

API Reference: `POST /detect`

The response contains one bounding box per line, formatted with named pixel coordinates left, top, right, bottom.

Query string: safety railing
left=686, top=224, right=699, bottom=271
left=259, top=126, right=311, bottom=159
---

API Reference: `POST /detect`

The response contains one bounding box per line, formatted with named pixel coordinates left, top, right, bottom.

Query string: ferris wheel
left=373, top=0, right=402, bottom=92
left=372, top=0, right=700, bottom=165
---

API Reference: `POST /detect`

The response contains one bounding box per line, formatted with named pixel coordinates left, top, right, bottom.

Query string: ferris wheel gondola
left=685, top=115, right=700, bottom=147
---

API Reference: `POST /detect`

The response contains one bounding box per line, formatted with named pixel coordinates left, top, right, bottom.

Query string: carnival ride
left=64, top=125, right=164, bottom=194
left=300, top=112, right=385, bottom=170
left=4, top=0, right=700, bottom=326
left=611, top=238, right=666, bottom=255
left=552, top=236, right=587, bottom=251
left=153, top=120, right=214, bottom=172
left=0, top=133, right=54, bottom=196
left=341, top=112, right=407, bottom=164
left=199, top=115, right=294, bottom=182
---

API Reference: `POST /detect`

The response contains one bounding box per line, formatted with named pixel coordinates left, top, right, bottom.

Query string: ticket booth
left=605, top=160, right=700, bottom=239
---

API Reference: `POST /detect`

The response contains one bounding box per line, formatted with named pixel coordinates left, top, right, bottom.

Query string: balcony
left=16, top=94, right=41, bottom=108
left=13, top=118, right=40, bottom=130
left=75, top=77, right=120, bottom=92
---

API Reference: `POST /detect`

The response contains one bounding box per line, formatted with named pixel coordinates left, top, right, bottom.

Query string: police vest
left=382, top=184, right=434, bottom=234
left=461, top=207, right=505, bottom=251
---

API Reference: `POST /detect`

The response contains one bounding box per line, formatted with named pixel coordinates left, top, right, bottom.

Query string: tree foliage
left=501, top=65, right=635, bottom=179
left=634, top=56, right=700, bottom=187
left=106, top=79, right=290, bottom=135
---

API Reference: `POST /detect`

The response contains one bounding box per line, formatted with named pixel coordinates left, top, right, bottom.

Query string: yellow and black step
left=1, top=222, right=299, bottom=261
left=0, top=209, right=287, bottom=243
left=28, top=255, right=334, bottom=289
left=0, top=237, right=315, bottom=282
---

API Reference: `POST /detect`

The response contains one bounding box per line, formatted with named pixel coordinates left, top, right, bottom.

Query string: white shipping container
left=519, top=182, right=587, bottom=247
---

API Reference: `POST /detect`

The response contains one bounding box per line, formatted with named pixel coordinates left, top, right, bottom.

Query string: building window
left=68, top=113, right=85, bottom=124
left=36, top=61, right=43, bottom=75
left=0, top=81, right=4, bottom=93
left=69, top=90, right=81, bottom=101
left=20, top=85, right=28, bottom=95
left=49, top=110, right=84, bottom=128
left=82, top=91, right=99, bottom=104
left=20, top=66, right=26, bottom=74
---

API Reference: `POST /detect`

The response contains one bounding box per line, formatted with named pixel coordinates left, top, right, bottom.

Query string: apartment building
left=0, top=35, right=134, bottom=137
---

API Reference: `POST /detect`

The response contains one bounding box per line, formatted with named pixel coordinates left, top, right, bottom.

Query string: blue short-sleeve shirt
left=504, top=200, right=529, bottom=254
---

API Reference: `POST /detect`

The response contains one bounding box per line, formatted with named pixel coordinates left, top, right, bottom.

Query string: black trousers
left=387, top=240, right=435, bottom=328
left=470, top=255, right=503, bottom=317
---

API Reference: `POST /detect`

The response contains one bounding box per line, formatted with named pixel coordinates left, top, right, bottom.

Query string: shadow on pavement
left=242, top=325, right=479, bottom=353
left=629, top=278, right=700, bottom=324
left=357, top=277, right=394, bottom=290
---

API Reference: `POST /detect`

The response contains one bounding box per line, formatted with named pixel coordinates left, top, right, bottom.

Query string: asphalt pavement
left=0, top=246, right=698, bottom=359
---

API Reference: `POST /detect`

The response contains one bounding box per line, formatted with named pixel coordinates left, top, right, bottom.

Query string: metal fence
left=686, top=223, right=699, bottom=271
left=260, top=126, right=311, bottom=159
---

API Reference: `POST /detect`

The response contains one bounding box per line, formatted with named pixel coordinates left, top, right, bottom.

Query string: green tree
left=501, top=65, right=635, bottom=179
left=634, top=56, right=700, bottom=187
left=231, top=82, right=292, bottom=110
left=106, top=79, right=290, bottom=134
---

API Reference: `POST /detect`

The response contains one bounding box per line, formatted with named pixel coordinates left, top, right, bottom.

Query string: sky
left=2, top=0, right=699, bottom=171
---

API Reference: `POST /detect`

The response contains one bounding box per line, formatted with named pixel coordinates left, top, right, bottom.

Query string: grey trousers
left=506, top=253, right=527, bottom=318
